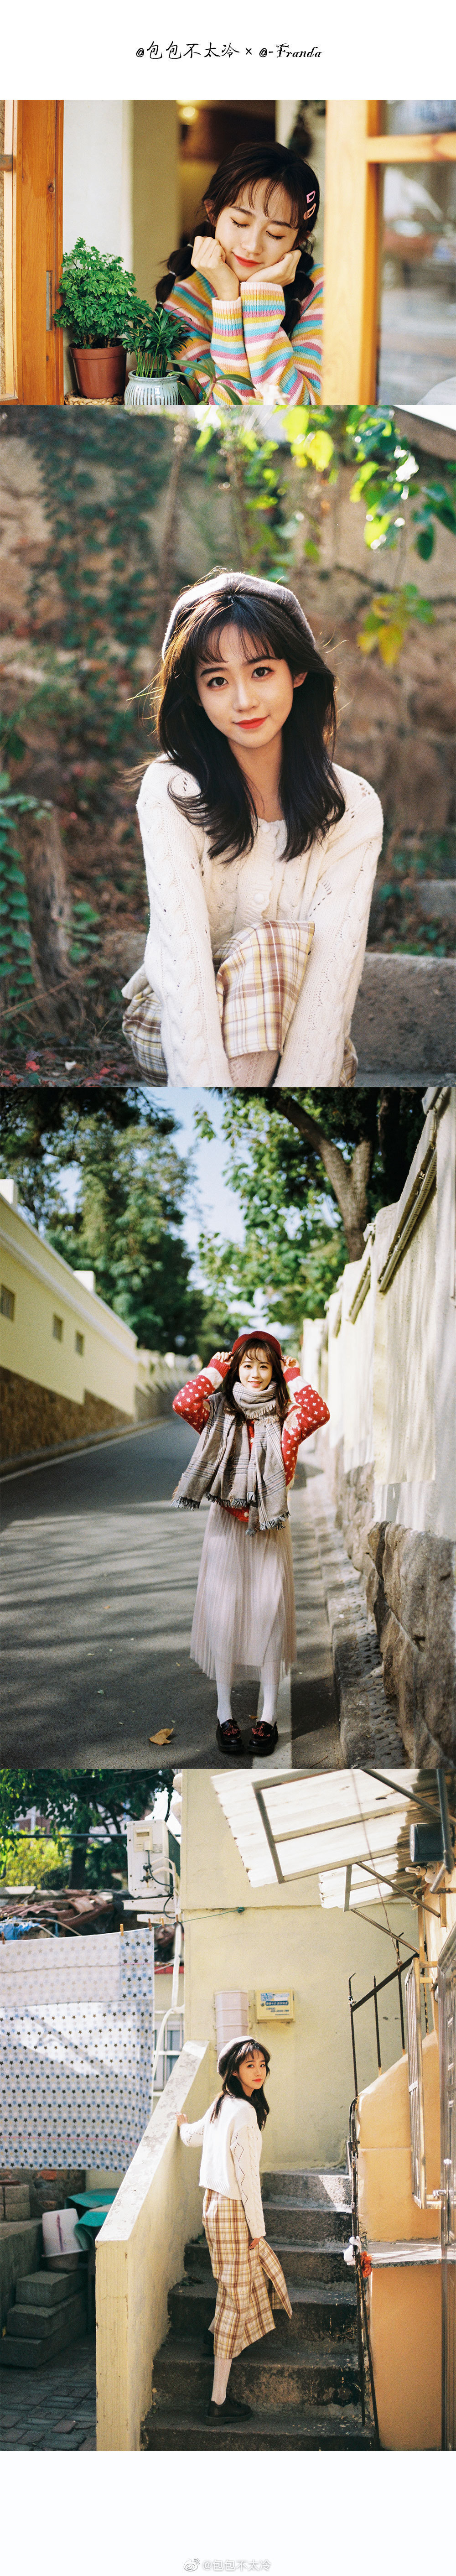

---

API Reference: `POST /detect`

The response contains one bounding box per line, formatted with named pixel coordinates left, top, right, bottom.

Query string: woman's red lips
left=235, top=716, right=265, bottom=728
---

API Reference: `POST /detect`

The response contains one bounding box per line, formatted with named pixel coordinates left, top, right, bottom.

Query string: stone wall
left=302, top=1090, right=456, bottom=1763
left=0, top=1366, right=132, bottom=1462
left=0, top=1360, right=181, bottom=1464
left=366, top=1523, right=456, bottom=1766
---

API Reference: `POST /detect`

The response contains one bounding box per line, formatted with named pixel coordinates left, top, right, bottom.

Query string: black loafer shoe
left=216, top=1719, right=244, bottom=1756
left=224, top=2392, right=254, bottom=2419
left=206, top=2395, right=253, bottom=2422
left=249, top=1720, right=278, bottom=1755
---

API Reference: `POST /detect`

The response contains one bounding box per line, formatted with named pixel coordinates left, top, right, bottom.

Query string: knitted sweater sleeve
left=282, top=1382, right=330, bottom=1482
left=238, top=270, right=323, bottom=406
left=165, top=270, right=322, bottom=408
left=173, top=1353, right=232, bottom=1433
left=230, top=2116, right=265, bottom=2239
left=137, top=764, right=232, bottom=1084
left=162, top=275, right=216, bottom=399
left=179, top=2114, right=206, bottom=2147
left=275, top=772, right=383, bottom=1086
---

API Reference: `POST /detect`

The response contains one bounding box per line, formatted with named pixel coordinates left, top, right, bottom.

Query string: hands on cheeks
left=191, top=237, right=302, bottom=298
left=191, top=235, right=239, bottom=301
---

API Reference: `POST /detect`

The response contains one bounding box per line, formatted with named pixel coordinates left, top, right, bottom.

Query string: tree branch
left=263, top=1093, right=373, bottom=1259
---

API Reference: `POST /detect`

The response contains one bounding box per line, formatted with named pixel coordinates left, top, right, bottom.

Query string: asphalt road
left=0, top=1417, right=339, bottom=1771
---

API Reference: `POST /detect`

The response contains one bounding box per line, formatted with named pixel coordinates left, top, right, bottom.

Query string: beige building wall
left=357, top=2034, right=442, bottom=2449
left=181, top=1773, right=417, bottom=2171
left=0, top=1189, right=139, bottom=1417
left=62, top=102, right=134, bottom=267
left=132, top=104, right=180, bottom=306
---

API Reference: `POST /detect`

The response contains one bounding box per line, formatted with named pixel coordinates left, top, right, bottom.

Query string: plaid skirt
left=202, top=2190, right=292, bottom=2363
left=121, top=917, right=314, bottom=1080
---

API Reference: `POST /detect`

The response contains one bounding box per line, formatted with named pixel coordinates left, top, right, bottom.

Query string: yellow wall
left=181, top=1774, right=417, bottom=2170
left=132, top=103, right=180, bottom=306
left=358, top=2030, right=442, bottom=2448
left=96, top=2041, right=209, bottom=2451
left=0, top=1194, right=139, bottom=1415
left=369, top=2267, right=441, bottom=2451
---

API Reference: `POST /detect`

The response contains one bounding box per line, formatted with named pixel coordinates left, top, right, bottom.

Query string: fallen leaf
left=149, top=1728, right=174, bottom=1745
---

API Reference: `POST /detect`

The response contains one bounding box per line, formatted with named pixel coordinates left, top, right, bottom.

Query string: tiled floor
left=0, top=2333, right=96, bottom=2449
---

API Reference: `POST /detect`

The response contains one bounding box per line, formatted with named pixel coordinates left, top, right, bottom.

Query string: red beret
left=231, top=1328, right=284, bottom=1369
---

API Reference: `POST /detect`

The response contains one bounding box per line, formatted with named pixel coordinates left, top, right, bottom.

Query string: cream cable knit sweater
left=180, top=2093, right=265, bottom=2239
left=137, top=756, right=383, bottom=1087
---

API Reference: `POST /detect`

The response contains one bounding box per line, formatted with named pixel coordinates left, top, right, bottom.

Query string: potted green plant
left=54, top=239, right=141, bottom=399
left=123, top=302, right=189, bottom=410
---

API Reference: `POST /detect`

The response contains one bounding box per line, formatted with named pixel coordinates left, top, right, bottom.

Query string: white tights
left=217, top=1635, right=280, bottom=1731
left=212, top=2353, right=231, bottom=2405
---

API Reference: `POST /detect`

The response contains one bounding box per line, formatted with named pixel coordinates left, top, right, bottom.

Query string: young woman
left=172, top=1327, right=330, bottom=1755
left=122, top=570, right=383, bottom=1089
left=155, top=139, right=322, bottom=409
left=177, top=2035, right=292, bottom=2422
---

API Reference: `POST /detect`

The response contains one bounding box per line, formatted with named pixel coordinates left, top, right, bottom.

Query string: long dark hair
left=221, top=1343, right=291, bottom=1428
left=156, top=140, right=320, bottom=338
left=210, top=2041, right=270, bottom=2134
left=152, top=584, right=345, bottom=864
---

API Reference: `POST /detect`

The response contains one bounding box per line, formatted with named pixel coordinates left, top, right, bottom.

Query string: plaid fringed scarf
left=172, top=1382, right=289, bottom=1535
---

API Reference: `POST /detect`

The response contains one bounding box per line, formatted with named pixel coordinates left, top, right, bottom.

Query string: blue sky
left=159, top=1088, right=244, bottom=1263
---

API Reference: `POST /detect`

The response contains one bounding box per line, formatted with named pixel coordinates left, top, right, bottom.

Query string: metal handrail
left=348, top=1939, right=416, bottom=2094
left=348, top=2101, right=380, bottom=2446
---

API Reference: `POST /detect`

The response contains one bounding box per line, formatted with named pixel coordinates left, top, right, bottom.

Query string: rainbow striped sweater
left=164, top=265, right=323, bottom=406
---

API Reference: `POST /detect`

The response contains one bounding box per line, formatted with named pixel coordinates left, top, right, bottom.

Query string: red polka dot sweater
left=173, top=1353, right=330, bottom=1523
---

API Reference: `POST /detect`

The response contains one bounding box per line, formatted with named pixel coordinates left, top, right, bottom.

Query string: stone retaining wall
left=366, top=1522, right=456, bottom=1766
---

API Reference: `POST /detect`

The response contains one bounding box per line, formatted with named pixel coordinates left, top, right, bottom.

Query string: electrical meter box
left=255, top=1989, right=295, bottom=2022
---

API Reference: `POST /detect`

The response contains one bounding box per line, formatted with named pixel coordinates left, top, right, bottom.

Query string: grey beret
left=161, top=570, right=316, bottom=661
left=217, top=2033, right=267, bottom=2077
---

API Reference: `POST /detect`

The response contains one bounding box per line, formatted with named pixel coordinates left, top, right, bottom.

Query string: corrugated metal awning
left=211, top=1767, right=452, bottom=1902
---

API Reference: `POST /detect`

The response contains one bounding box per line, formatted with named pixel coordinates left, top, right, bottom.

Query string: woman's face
left=212, top=180, right=299, bottom=280
left=238, top=2046, right=268, bottom=2096
left=238, top=1343, right=274, bottom=1391
left=196, top=626, right=304, bottom=752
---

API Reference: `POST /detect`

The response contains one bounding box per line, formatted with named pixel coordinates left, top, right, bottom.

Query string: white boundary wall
left=96, top=2040, right=209, bottom=2451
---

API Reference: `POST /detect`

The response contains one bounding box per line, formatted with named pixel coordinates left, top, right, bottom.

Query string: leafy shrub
left=54, top=239, right=141, bottom=347
left=122, top=299, right=188, bottom=378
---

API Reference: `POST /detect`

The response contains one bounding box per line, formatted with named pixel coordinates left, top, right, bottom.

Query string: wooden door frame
left=3, top=100, right=63, bottom=402
left=322, top=102, right=456, bottom=404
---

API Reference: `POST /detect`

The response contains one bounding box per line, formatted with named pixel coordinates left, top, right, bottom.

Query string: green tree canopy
left=0, top=1768, right=173, bottom=1889
left=196, top=1088, right=425, bottom=1334
left=0, top=1086, right=238, bottom=1359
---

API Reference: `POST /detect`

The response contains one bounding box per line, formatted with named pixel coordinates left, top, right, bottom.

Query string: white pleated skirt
left=190, top=1501, right=296, bottom=1686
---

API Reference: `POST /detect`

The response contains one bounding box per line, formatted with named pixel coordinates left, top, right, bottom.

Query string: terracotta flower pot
left=70, top=344, right=127, bottom=399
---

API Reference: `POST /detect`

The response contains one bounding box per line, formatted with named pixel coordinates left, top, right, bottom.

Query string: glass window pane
left=378, top=104, right=456, bottom=404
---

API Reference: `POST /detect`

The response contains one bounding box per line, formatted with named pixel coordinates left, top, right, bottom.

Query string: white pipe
left=150, top=1920, right=183, bottom=2109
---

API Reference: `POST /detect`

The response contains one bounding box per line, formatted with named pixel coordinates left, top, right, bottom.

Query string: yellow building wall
left=132, top=103, right=180, bottom=307
left=358, top=2030, right=441, bottom=2448
left=0, top=1198, right=138, bottom=1415
left=181, top=1774, right=417, bottom=2171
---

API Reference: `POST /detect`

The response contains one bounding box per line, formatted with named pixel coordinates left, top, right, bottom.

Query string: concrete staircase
left=141, top=2168, right=374, bottom=2450
left=1, top=2269, right=87, bottom=2368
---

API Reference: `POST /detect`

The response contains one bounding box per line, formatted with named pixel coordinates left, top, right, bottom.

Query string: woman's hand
left=245, top=245, right=302, bottom=290
left=176, top=2111, right=188, bottom=2130
left=191, top=235, right=239, bottom=302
